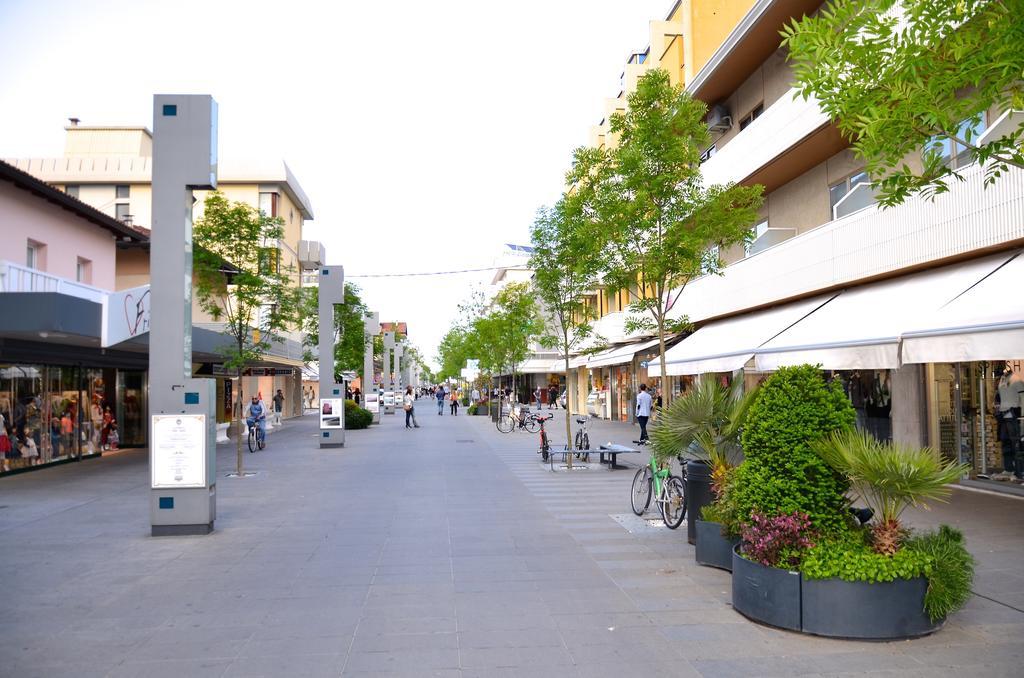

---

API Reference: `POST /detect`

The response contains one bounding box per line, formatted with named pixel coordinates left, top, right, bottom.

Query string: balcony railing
left=701, top=87, right=829, bottom=187
left=673, top=161, right=1024, bottom=324
left=0, top=260, right=107, bottom=304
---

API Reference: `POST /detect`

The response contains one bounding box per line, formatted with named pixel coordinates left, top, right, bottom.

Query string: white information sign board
left=151, top=414, right=206, bottom=489
left=320, top=398, right=344, bottom=429
left=364, top=393, right=380, bottom=414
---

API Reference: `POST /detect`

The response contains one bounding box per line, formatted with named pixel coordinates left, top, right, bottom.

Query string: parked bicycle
left=496, top=403, right=540, bottom=433
left=630, top=453, right=686, bottom=529
left=572, top=416, right=592, bottom=461
left=535, top=413, right=553, bottom=461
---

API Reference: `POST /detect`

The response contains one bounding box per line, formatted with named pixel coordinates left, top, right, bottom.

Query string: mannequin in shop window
left=994, top=366, right=1024, bottom=479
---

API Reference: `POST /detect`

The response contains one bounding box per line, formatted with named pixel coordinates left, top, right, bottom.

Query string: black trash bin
left=685, top=460, right=713, bottom=545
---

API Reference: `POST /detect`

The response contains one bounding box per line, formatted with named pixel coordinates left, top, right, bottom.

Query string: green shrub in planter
left=344, top=399, right=373, bottom=429
left=801, top=524, right=974, bottom=623
left=733, top=365, right=855, bottom=535
left=907, top=526, right=975, bottom=622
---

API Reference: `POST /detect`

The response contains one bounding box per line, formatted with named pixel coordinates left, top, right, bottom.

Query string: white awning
left=902, top=252, right=1024, bottom=364
left=517, top=358, right=565, bottom=375
left=568, top=353, right=591, bottom=369
left=662, top=296, right=833, bottom=376
left=587, top=338, right=661, bottom=368
left=755, top=255, right=1007, bottom=371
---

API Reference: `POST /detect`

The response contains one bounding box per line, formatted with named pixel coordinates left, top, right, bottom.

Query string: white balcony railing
left=0, top=260, right=107, bottom=304
left=673, top=161, right=1024, bottom=324
left=701, top=87, right=829, bottom=187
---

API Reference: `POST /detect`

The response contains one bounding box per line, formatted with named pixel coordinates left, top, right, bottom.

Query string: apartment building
left=5, top=123, right=316, bottom=425
left=652, top=0, right=1024, bottom=497
left=566, top=0, right=1024, bottom=498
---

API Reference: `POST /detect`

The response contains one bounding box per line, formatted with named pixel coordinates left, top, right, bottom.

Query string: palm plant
left=650, top=376, right=758, bottom=494
left=811, top=431, right=968, bottom=555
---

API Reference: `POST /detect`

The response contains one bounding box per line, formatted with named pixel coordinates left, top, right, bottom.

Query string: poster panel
left=320, top=398, right=343, bottom=429
left=151, top=414, right=206, bottom=489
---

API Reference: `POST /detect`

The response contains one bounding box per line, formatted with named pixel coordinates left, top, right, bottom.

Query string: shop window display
left=0, top=364, right=124, bottom=474
left=831, top=369, right=892, bottom=442
left=928, top=361, right=1024, bottom=489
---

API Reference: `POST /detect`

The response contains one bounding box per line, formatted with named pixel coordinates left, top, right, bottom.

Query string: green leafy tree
left=782, top=0, right=1024, bottom=206
left=437, top=327, right=473, bottom=381
left=299, top=283, right=368, bottom=379
left=529, top=197, right=602, bottom=465
left=193, top=191, right=300, bottom=477
left=571, top=69, right=763, bottom=405
left=474, top=282, right=543, bottom=395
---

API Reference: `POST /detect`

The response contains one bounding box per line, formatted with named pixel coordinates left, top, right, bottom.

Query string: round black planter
left=731, top=545, right=802, bottom=632
left=731, top=545, right=943, bottom=639
left=801, top=576, right=941, bottom=639
left=694, top=520, right=739, bottom=571
left=685, top=460, right=713, bottom=545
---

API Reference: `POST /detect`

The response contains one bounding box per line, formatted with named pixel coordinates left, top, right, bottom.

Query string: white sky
left=0, top=0, right=668, bottom=370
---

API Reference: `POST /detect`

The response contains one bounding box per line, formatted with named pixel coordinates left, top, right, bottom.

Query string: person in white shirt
left=403, top=386, right=420, bottom=429
left=635, top=383, right=653, bottom=444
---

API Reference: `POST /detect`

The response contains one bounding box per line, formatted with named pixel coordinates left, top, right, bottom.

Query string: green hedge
left=344, top=399, right=373, bottom=429
left=732, top=365, right=856, bottom=535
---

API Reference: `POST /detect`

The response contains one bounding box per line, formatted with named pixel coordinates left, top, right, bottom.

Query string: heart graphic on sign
left=124, top=289, right=151, bottom=336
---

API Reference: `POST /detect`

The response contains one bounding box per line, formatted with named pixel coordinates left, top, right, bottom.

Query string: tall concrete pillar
left=382, top=331, right=396, bottom=414
left=363, top=312, right=380, bottom=424
left=318, top=265, right=345, bottom=448
left=891, top=365, right=927, bottom=447
left=148, top=95, right=218, bottom=536
left=393, top=343, right=404, bottom=394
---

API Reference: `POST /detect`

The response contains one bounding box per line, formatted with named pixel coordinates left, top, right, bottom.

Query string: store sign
left=243, top=368, right=294, bottom=377
left=102, top=283, right=151, bottom=347
left=151, top=414, right=206, bottom=489
left=364, top=393, right=379, bottom=414
left=320, top=398, right=343, bottom=429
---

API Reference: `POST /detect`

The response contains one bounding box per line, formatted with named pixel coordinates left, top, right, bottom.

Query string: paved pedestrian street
left=1, top=406, right=1022, bottom=678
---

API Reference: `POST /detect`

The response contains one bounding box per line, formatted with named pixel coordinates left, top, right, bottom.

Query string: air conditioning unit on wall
left=707, top=104, right=732, bottom=133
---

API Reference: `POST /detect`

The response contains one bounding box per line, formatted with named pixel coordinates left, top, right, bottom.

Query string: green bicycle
left=630, top=453, right=686, bottom=529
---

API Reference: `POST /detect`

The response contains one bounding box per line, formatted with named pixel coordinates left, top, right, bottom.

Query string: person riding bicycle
left=244, top=395, right=267, bottom=446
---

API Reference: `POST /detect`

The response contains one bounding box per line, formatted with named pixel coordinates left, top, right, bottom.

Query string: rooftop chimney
left=68, top=117, right=80, bottom=126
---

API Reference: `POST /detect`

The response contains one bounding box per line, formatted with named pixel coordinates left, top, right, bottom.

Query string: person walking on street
left=548, top=384, right=557, bottom=410
left=403, top=386, right=419, bottom=429
left=436, top=387, right=445, bottom=415
left=533, top=386, right=542, bottom=410
left=272, top=389, right=285, bottom=427
left=450, top=391, right=459, bottom=416
left=636, top=383, right=653, bottom=444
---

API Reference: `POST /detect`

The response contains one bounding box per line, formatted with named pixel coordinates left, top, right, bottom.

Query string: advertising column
left=148, top=94, right=218, bottom=537
left=364, top=312, right=381, bottom=424
left=318, top=265, right=345, bottom=448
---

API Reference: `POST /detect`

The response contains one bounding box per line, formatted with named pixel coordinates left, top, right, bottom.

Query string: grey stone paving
left=0, top=401, right=1022, bottom=677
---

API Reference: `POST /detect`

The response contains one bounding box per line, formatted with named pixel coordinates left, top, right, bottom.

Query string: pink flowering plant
left=740, top=511, right=815, bottom=569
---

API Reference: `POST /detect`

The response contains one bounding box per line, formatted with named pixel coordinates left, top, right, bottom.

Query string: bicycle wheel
left=496, top=415, right=514, bottom=433
left=540, top=431, right=549, bottom=461
left=523, top=417, right=539, bottom=433
left=581, top=433, right=589, bottom=450
left=574, top=430, right=583, bottom=450
left=247, top=427, right=256, bottom=453
left=661, top=476, right=686, bottom=530
left=630, top=467, right=652, bottom=516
